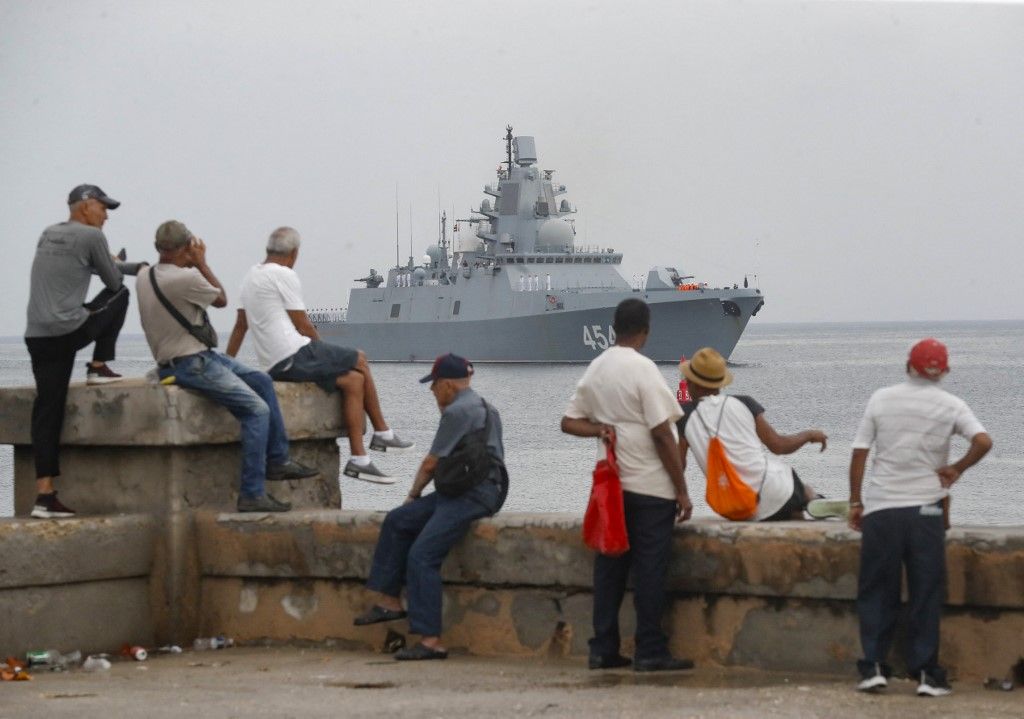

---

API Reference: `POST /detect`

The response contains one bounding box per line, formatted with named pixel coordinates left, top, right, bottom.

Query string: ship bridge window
left=453, top=300, right=461, bottom=316
left=390, top=303, right=401, bottom=319
left=573, top=257, right=583, bottom=264
left=545, top=257, right=554, bottom=263
left=526, top=257, right=535, bottom=264
left=584, top=257, right=594, bottom=263
left=516, top=257, right=525, bottom=264
left=555, top=258, right=564, bottom=263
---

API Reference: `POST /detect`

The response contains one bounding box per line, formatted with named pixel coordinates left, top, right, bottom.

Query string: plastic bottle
left=25, top=649, right=61, bottom=667
left=193, top=636, right=234, bottom=651
left=82, top=656, right=111, bottom=672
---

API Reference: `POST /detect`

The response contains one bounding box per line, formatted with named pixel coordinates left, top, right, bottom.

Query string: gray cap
left=154, top=220, right=194, bottom=251
left=68, top=184, right=120, bottom=209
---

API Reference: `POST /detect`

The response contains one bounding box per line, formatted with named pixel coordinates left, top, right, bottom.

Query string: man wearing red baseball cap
left=848, top=338, right=992, bottom=697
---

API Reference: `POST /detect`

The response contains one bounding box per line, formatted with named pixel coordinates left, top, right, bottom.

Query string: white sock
left=350, top=455, right=370, bottom=467
left=373, top=428, right=394, bottom=440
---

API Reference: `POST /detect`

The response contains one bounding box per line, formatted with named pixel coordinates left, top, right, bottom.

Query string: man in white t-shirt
left=561, top=299, right=694, bottom=673
left=848, top=338, right=991, bottom=697
left=227, top=227, right=412, bottom=484
left=677, top=347, right=829, bottom=521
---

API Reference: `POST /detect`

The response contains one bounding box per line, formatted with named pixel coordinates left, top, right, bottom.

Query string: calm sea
left=2, top=320, right=1021, bottom=525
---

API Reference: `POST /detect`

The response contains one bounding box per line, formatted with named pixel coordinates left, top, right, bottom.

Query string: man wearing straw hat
left=677, top=347, right=834, bottom=521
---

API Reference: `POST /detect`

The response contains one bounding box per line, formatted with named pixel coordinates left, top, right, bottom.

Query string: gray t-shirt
left=429, top=387, right=506, bottom=512
left=25, top=221, right=123, bottom=337
left=136, top=264, right=221, bottom=364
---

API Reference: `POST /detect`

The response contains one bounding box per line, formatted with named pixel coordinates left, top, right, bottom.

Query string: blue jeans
left=158, top=351, right=289, bottom=499
left=591, top=491, right=677, bottom=661
left=366, top=490, right=493, bottom=636
left=857, top=503, right=946, bottom=676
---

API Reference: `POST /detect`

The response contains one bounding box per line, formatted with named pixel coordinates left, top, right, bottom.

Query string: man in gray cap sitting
left=24, top=184, right=147, bottom=518
left=135, top=220, right=318, bottom=513
left=352, top=353, right=507, bottom=661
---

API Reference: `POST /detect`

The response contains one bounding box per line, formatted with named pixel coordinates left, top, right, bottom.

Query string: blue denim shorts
left=269, top=340, right=358, bottom=393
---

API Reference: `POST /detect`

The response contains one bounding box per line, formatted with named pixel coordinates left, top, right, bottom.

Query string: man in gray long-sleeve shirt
left=24, top=184, right=141, bottom=519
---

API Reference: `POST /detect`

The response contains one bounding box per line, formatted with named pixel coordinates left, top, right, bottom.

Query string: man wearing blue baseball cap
left=353, top=353, right=508, bottom=660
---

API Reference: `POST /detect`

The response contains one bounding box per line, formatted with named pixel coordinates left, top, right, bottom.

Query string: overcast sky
left=2, top=0, right=1022, bottom=337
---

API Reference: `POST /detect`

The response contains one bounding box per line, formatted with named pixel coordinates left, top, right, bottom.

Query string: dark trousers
left=25, top=287, right=129, bottom=478
left=366, top=491, right=491, bottom=637
left=857, top=503, right=946, bottom=676
left=590, top=490, right=677, bottom=661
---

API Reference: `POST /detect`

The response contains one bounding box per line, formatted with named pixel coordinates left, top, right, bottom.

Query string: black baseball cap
left=68, top=184, right=120, bottom=209
left=419, top=353, right=474, bottom=383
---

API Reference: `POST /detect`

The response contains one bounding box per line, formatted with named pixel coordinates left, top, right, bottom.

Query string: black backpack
left=434, top=400, right=507, bottom=507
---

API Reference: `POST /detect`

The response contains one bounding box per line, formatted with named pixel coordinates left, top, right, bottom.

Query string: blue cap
left=419, top=353, right=473, bottom=383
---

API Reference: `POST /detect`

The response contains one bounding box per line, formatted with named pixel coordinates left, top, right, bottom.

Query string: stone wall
left=192, top=511, right=1024, bottom=679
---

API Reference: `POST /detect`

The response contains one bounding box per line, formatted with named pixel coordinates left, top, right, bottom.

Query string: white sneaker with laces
left=807, top=498, right=850, bottom=520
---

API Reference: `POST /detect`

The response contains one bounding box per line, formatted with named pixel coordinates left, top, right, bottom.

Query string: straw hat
left=679, top=347, right=733, bottom=389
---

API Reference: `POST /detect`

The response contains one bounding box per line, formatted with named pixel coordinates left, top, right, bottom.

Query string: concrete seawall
left=1, top=381, right=1022, bottom=679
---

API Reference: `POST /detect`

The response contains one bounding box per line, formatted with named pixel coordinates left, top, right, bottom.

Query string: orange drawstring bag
left=583, top=434, right=630, bottom=556
left=696, top=399, right=758, bottom=521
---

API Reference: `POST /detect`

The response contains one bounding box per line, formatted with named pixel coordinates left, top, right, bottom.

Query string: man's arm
left=286, top=309, right=321, bottom=341
left=677, top=434, right=689, bottom=473
left=754, top=414, right=827, bottom=455
left=226, top=310, right=248, bottom=357
left=650, top=420, right=692, bottom=523
left=848, top=448, right=869, bottom=531
left=89, top=234, right=124, bottom=291
left=560, top=416, right=613, bottom=443
left=405, top=454, right=439, bottom=503
left=937, top=432, right=993, bottom=488
left=186, top=238, right=227, bottom=308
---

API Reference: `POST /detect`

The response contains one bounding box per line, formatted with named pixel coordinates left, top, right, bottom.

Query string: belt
left=158, top=352, right=203, bottom=368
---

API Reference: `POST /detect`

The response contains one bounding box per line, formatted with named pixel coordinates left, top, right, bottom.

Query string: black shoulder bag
left=434, top=399, right=506, bottom=502
left=148, top=267, right=219, bottom=349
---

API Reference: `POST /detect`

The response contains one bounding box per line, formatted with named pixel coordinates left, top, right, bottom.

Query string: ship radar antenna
left=504, top=125, right=514, bottom=173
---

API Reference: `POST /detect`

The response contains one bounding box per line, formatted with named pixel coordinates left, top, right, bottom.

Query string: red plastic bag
left=583, top=435, right=630, bottom=556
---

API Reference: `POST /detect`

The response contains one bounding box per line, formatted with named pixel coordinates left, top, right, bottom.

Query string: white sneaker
left=807, top=498, right=850, bottom=520
left=343, top=459, right=396, bottom=485
left=857, top=672, right=888, bottom=693
left=916, top=670, right=952, bottom=697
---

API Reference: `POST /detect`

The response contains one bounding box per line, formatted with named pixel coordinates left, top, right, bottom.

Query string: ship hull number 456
left=582, top=325, right=617, bottom=351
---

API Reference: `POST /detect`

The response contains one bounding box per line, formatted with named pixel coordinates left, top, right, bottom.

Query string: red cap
left=908, top=338, right=948, bottom=378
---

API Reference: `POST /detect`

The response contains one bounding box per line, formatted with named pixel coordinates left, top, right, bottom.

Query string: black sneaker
left=236, top=493, right=292, bottom=512
left=857, top=662, right=889, bottom=692
left=369, top=433, right=415, bottom=453
left=30, top=492, right=76, bottom=518
left=86, top=363, right=123, bottom=385
left=917, top=668, right=952, bottom=697
left=589, top=654, right=632, bottom=670
left=266, top=460, right=320, bottom=481
left=634, top=655, right=695, bottom=673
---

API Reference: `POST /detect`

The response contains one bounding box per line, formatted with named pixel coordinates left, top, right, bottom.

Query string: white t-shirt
left=852, top=377, right=986, bottom=515
left=680, top=394, right=795, bottom=520
left=239, top=263, right=311, bottom=371
left=564, top=345, right=682, bottom=500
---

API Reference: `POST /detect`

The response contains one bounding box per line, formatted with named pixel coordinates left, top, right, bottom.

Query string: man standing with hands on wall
left=561, top=298, right=694, bottom=673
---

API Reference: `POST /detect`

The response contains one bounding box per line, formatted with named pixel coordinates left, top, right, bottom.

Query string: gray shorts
left=269, top=340, right=358, bottom=393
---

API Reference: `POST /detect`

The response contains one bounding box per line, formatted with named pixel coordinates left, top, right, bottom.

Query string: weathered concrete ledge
left=192, top=511, right=1024, bottom=678
left=0, top=515, right=156, bottom=654
left=0, top=378, right=345, bottom=446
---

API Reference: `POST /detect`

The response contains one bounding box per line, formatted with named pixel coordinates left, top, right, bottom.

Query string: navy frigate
left=313, top=128, right=764, bottom=362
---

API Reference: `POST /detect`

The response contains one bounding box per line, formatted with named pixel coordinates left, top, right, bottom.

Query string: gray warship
left=313, top=128, right=764, bottom=362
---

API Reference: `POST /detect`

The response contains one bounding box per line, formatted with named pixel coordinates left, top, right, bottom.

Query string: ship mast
left=503, top=125, right=513, bottom=176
